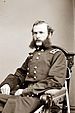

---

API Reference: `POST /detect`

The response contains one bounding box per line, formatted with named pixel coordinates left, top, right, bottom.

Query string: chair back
left=52, top=45, right=75, bottom=92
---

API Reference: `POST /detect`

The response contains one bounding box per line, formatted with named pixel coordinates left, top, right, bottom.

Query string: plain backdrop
left=0, top=0, right=75, bottom=111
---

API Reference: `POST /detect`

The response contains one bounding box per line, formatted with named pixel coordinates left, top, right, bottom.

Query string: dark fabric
left=0, top=93, right=40, bottom=113
left=0, top=47, right=66, bottom=95
left=0, top=39, right=67, bottom=113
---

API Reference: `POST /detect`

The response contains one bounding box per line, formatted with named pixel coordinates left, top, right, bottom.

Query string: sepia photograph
left=0, top=0, right=75, bottom=113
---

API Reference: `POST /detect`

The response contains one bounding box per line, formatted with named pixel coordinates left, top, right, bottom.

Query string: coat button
left=27, top=95, right=29, bottom=97
left=36, top=93, right=38, bottom=96
left=30, top=54, right=33, bottom=57
left=27, top=72, right=29, bottom=75
left=34, top=66, right=37, bottom=69
left=30, top=59, right=32, bottom=61
left=38, top=52, right=41, bottom=56
left=16, top=85, right=19, bottom=88
left=27, top=68, right=29, bottom=70
left=31, top=94, right=34, bottom=97
left=36, top=57, right=39, bottom=60
left=34, top=70, right=36, bottom=74
left=41, top=49, right=44, bottom=52
left=34, top=76, right=37, bottom=79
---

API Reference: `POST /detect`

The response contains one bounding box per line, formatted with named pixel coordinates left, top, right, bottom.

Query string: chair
left=34, top=45, right=75, bottom=113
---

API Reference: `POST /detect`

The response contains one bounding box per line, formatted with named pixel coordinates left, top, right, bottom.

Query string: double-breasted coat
left=0, top=39, right=66, bottom=113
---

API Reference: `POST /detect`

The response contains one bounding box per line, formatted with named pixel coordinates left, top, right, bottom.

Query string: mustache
left=36, top=40, right=42, bottom=42
left=34, top=39, right=42, bottom=42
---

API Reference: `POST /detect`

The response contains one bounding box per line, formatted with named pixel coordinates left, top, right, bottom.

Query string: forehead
left=33, top=23, right=48, bottom=32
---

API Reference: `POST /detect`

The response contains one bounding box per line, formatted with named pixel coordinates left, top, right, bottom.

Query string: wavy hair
left=31, top=20, right=54, bottom=36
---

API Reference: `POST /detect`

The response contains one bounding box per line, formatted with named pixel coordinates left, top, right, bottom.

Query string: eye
left=39, top=31, right=43, bottom=34
left=33, top=32, right=37, bottom=35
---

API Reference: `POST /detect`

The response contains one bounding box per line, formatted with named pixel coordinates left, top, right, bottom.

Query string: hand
left=22, top=88, right=32, bottom=96
left=0, top=84, right=10, bottom=95
left=15, top=89, right=24, bottom=96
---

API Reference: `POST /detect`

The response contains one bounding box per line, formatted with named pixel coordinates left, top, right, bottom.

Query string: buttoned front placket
left=25, top=49, right=45, bottom=81
left=33, top=52, right=40, bottom=79
left=33, top=49, right=44, bottom=80
left=26, top=53, right=33, bottom=77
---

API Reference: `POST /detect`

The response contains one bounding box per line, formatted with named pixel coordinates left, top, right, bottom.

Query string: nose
left=36, top=33, right=40, bottom=39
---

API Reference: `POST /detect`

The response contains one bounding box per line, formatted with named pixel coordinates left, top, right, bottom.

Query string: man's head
left=32, top=20, right=53, bottom=35
left=32, top=21, right=53, bottom=46
left=31, top=20, right=54, bottom=47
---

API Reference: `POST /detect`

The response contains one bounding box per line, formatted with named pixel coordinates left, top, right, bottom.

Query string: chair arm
left=40, top=87, right=66, bottom=106
left=45, top=87, right=66, bottom=97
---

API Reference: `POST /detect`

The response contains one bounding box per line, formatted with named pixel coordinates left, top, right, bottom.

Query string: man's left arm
left=23, top=51, right=67, bottom=95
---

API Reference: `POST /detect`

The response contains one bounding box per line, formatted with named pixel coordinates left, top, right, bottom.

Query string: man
left=0, top=20, right=66, bottom=113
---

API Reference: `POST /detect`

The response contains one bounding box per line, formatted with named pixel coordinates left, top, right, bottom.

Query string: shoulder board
left=50, top=49, right=60, bottom=54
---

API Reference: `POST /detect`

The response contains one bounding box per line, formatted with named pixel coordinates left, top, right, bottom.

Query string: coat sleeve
left=0, top=57, right=29, bottom=90
left=25, top=51, right=67, bottom=95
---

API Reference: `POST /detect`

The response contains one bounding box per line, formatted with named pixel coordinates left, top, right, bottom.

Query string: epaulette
left=50, top=49, right=60, bottom=54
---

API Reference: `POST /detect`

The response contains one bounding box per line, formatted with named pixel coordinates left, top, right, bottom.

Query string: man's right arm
left=0, top=73, right=21, bottom=93
left=0, top=57, right=29, bottom=94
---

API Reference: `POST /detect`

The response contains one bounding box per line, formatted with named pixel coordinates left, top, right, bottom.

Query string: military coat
left=0, top=46, right=66, bottom=96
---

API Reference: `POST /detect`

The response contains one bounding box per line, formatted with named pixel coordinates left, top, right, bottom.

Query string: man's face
left=32, top=23, right=48, bottom=46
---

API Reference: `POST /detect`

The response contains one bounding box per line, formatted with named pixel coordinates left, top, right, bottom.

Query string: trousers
left=0, top=93, right=40, bottom=113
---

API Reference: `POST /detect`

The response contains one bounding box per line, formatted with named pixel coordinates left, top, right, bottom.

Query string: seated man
left=0, top=20, right=67, bottom=113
